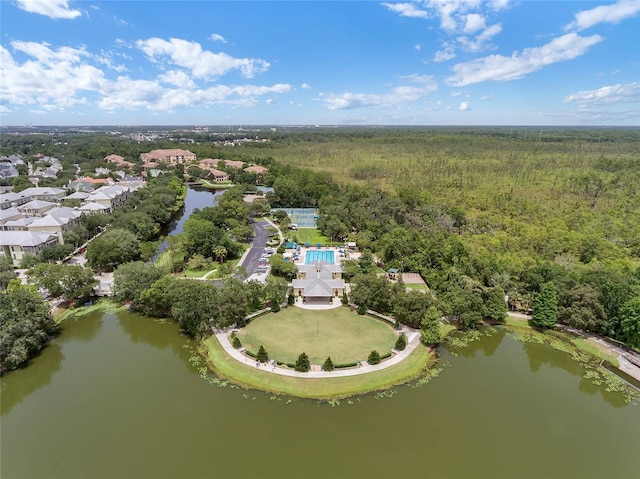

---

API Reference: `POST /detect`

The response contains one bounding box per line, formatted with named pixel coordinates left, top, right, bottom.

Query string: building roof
left=19, top=187, right=66, bottom=198
left=224, top=159, right=245, bottom=169
left=244, top=165, right=268, bottom=174
left=140, top=149, right=196, bottom=161
left=292, top=261, right=344, bottom=297
left=0, top=230, right=58, bottom=247
left=66, top=191, right=90, bottom=200
left=0, top=207, right=21, bottom=223
left=0, top=192, right=29, bottom=207
left=79, top=203, right=109, bottom=212
left=18, top=199, right=57, bottom=211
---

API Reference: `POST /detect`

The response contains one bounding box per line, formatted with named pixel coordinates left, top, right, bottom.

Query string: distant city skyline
left=1, top=0, right=638, bottom=126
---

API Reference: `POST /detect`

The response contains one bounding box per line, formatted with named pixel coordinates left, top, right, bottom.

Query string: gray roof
left=0, top=230, right=58, bottom=247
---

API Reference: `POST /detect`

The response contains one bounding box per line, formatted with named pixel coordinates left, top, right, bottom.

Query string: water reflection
left=61, top=312, right=103, bottom=342
left=520, top=338, right=628, bottom=408
left=454, top=327, right=506, bottom=358
left=1, top=342, right=64, bottom=415
left=118, top=312, right=193, bottom=364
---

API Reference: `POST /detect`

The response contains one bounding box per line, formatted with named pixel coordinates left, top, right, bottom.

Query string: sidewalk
left=212, top=327, right=422, bottom=379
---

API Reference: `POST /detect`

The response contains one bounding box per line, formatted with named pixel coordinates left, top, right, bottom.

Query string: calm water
left=2, top=312, right=638, bottom=479
left=155, top=187, right=223, bottom=256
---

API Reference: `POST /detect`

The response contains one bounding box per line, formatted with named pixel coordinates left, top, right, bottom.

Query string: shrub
left=287, top=293, right=295, bottom=306
left=395, top=333, right=407, bottom=351
left=322, top=356, right=334, bottom=371
left=295, top=352, right=310, bottom=372
left=368, top=350, right=381, bottom=365
left=246, top=350, right=257, bottom=358
left=357, top=303, right=367, bottom=315
left=232, top=335, right=242, bottom=349
left=271, top=301, right=281, bottom=312
left=277, top=245, right=286, bottom=254
left=341, top=291, right=349, bottom=305
left=380, top=352, right=392, bottom=360
left=335, top=362, right=358, bottom=369
left=257, top=345, right=269, bottom=363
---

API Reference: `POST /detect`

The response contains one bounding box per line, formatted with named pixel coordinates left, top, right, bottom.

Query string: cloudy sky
left=1, top=0, right=638, bottom=126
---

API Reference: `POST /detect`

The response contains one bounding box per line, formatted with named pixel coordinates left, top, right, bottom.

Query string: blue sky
left=1, top=0, right=638, bottom=126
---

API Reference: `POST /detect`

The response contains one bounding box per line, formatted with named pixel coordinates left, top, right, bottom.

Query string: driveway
left=236, top=218, right=271, bottom=281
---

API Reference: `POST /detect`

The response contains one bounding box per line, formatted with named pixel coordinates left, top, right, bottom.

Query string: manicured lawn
left=293, top=228, right=330, bottom=246
left=405, top=283, right=429, bottom=291
left=202, top=336, right=434, bottom=399
left=238, top=307, right=398, bottom=364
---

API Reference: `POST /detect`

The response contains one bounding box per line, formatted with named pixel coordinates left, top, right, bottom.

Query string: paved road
left=235, top=218, right=270, bottom=281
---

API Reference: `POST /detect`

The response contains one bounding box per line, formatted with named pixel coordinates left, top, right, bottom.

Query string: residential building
left=19, top=187, right=67, bottom=201
left=0, top=231, right=59, bottom=265
left=0, top=192, right=30, bottom=210
left=140, top=149, right=196, bottom=165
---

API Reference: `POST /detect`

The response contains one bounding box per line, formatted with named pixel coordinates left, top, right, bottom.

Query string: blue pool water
left=305, top=250, right=335, bottom=264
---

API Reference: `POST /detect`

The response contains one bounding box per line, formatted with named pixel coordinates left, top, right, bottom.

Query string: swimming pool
left=305, top=250, right=335, bottom=264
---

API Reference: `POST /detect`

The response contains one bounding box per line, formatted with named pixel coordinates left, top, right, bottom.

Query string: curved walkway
left=212, top=326, right=423, bottom=379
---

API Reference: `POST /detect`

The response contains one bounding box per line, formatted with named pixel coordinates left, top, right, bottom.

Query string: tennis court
left=277, top=208, right=318, bottom=228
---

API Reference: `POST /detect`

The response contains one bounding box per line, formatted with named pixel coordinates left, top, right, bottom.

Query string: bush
left=287, top=293, right=295, bottom=306
left=341, top=291, right=349, bottom=305
left=368, top=350, right=381, bottom=365
left=380, top=352, right=392, bottom=360
left=295, top=352, right=310, bottom=372
left=395, top=333, right=407, bottom=351
left=277, top=245, right=286, bottom=254
left=232, top=336, right=242, bottom=349
left=271, top=301, right=281, bottom=312
left=246, top=350, right=257, bottom=358
left=335, top=362, right=358, bottom=369
left=357, top=303, right=367, bottom=315
left=322, top=356, right=334, bottom=371
left=257, top=345, right=269, bottom=363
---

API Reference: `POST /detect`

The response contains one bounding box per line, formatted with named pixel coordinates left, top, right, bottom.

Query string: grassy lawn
left=405, top=283, right=429, bottom=291
left=201, top=336, right=434, bottom=399
left=293, top=228, right=330, bottom=246
left=238, top=307, right=398, bottom=365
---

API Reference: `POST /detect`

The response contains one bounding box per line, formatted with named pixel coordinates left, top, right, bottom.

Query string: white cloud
left=565, top=0, right=640, bottom=31
left=301, top=83, right=311, bottom=89
left=16, top=0, right=81, bottom=19
left=480, top=94, right=494, bottom=101
left=136, top=37, right=269, bottom=80
left=0, top=42, right=107, bottom=107
left=434, top=43, right=456, bottom=62
left=0, top=39, right=290, bottom=114
left=414, top=44, right=422, bottom=51
left=563, top=82, right=640, bottom=106
left=382, top=2, right=429, bottom=19
left=464, top=13, right=486, bottom=33
left=457, top=23, right=502, bottom=52
left=210, top=33, right=227, bottom=43
left=489, top=0, right=509, bottom=11
left=321, top=80, right=437, bottom=110
left=400, top=74, right=437, bottom=84
left=447, top=33, right=603, bottom=86
left=459, top=101, right=471, bottom=111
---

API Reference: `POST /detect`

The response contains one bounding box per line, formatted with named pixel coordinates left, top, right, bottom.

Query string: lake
left=2, top=310, right=638, bottom=479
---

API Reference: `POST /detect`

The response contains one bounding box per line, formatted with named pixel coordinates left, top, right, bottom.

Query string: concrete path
left=212, top=326, right=422, bottom=379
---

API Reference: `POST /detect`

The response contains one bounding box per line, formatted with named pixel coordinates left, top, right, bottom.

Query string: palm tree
left=212, top=245, right=227, bottom=264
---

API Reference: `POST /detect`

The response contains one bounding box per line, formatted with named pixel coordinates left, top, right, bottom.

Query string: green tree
left=217, top=278, right=249, bottom=327
left=212, top=245, right=227, bottom=264
left=0, top=285, right=59, bottom=374
left=322, top=356, right=334, bottom=371
left=618, top=297, right=640, bottom=349
left=113, top=261, right=164, bottom=305
left=232, top=335, right=242, bottom=349
left=256, top=345, right=269, bottom=363
left=441, top=285, right=483, bottom=330
left=295, top=352, right=310, bottom=372
left=86, top=228, right=140, bottom=271
left=420, top=306, right=441, bottom=345
left=393, top=291, right=434, bottom=328
left=350, top=273, right=393, bottom=314
left=368, top=350, right=381, bottom=365
left=531, top=282, right=558, bottom=329
left=395, top=333, right=407, bottom=351
left=483, top=286, right=508, bottom=323
left=170, top=280, right=219, bottom=337
left=28, top=263, right=97, bottom=300
left=0, top=257, right=16, bottom=291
